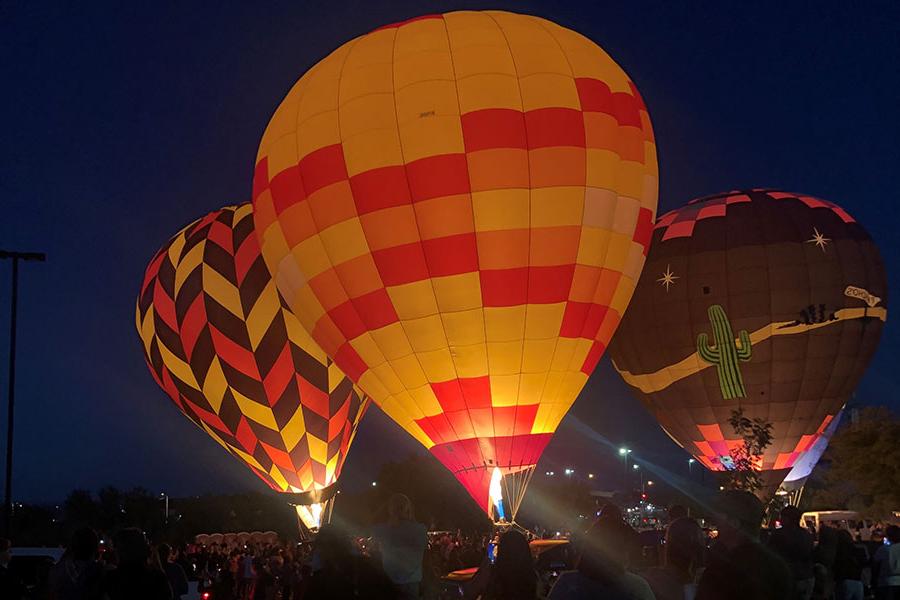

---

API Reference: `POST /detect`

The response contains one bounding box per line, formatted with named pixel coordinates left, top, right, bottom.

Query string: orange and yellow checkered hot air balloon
left=136, top=204, right=368, bottom=531
left=251, top=11, right=658, bottom=519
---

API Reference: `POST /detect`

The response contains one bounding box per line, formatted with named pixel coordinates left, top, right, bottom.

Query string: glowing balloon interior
left=252, top=11, right=658, bottom=517
left=136, top=204, right=369, bottom=529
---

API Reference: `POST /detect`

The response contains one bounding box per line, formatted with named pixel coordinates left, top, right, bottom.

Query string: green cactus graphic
left=697, top=305, right=752, bottom=400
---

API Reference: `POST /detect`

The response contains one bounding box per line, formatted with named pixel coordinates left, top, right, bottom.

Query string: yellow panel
left=308, top=435, right=328, bottom=464
left=604, top=232, right=632, bottom=272
left=531, top=186, right=584, bottom=227
left=174, top=242, right=203, bottom=296
left=518, top=73, right=580, bottom=111
left=431, top=272, right=482, bottom=313
left=200, top=357, right=226, bottom=412
left=339, top=93, right=398, bottom=141
left=395, top=18, right=448, bottom=54
left=269, top=465, right=289, bottom=491
left=585, top=149, right=620, bottom=191
left=340, top=62, right=394, bottom=102
left=489, top=374, right=520, bottom=407
left=408, top=385, right=441, bottom=417
left=624, top=243, right=645, bottom=282
left=293, top=286, right=326, bottom=328
left=549, top=338, right=579, bottom=371
left=327, top=361, right=345, bottom=393
left=444, top=11, right=506, bottom=48
left=472, top=189, right=530, bottom=231
left=416, top=347, right=457, bottom=382
left=441, top=308, right=486, bottom=347
left=325, top=453, right=339, bottom=484
left=296, top=111, right=341, bottom=158
left=610, top=278, right=635, bottom=315
left=486, top=340, right=523, bottom=376
left=568, top=339, right=593, bottom=372
left=369, top=321, right=414, bottom=360
left=531, top=402, right=556, bottom=435
left=349, top=332, right=388, bottom=370
left=390, top=354, right=429, bottom=389
left=522, top=338, right=556, bottom=373
left=280, top=405, right=307, bottom=451
left=158, top=341, right=200, bottom=390
left=296, top=65, right=342, bottom=122
left=394, top=51, right=454, bottom=90
left=484, top=306, right=526, bottom=342
left=399, top=115, right=465, bottom=163
left=583, top=187, right=618, bottom=229
left=576, top=227, right=612, bottom=267
left=618, top=161, right=646, bottom=200
left=202, top=264, right=244, bottom=319
left=456, top=73, right=522, bottom=113
left=357, top=370, right=390, bottom=405
left=370, top=362, right=405, bottom=395
left=261, top=134, right=300, bottom=184
left=284, top=310, right=327, bottom=364
left=245, top=282, right=281, bottom=350
left=388, top=280, right=439, bottom=320
left=319, top=218, right=369, bottom=266
left=449, top=45, right=516, bottom=79
left=524, top=302, right=566, bottom=340
left=396, top=80, right=460, bottom=124
left=292, top=237, right=332, bottom=280
left=401, top=314, right=446, bottom=352
left=232, top=389, right=278, bottom=430
left=342, top=129, right=404, bottom=177
left=612, top=197, right=639, bottom=235
left=519, top=372, right=548, bottom=405
left=559, top=370, right=590, bottom=405
left=451, top=343, right=489, bottom=378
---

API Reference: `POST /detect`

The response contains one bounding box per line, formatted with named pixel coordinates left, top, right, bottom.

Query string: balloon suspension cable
left=495, top=465, right=536, bottom=525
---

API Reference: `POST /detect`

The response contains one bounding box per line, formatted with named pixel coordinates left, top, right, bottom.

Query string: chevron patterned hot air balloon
left=250, top=11, right=658, bottom=520
left=136, top=204, right=368, bottom=530
left=609, top=190, right=887, bottom=493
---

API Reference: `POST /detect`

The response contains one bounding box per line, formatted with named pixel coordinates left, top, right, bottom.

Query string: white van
left=800, top=510, right=867, bottom=534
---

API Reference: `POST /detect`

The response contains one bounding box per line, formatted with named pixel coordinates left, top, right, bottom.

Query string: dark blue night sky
left=1, top=1, right=898, bottom=502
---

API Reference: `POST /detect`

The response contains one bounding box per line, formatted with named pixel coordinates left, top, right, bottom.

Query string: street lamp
left=619, top=447, right=632, bottom=482
left=588, top=473, right=594, bottom=479
left=564, top=468, right=574, bottom=476
left=688, top=458, right=696, bottom=476
left=371, top=481, right=377, bottom=487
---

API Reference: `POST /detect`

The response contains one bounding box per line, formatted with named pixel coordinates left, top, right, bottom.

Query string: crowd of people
left=1, top=491, right=899, bottom=599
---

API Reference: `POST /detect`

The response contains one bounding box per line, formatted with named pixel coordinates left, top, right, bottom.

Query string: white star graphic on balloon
left=657, top=264, right=679, bottom=292
left=806, top=227, right=831, bottom=252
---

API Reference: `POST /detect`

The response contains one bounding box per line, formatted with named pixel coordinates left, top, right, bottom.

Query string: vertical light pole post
left=618, top=447, right=631, bottom=486
left=1, top=250, right=46, bottom=538
left=688, top=458, right=695, bottom=477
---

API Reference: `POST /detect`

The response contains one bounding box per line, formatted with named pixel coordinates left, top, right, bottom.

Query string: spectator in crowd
left=306, top=524, right=394, bottom=599
left=48, top=527, right=104, bottom=600
left=696, top=491, right=791, bottom=600
left=833, top=529, right=864, bottom=600
left=463, top=529, right=538, bottom=599
left=813, top=525, right=838, bottom=599
left=873, top=524, right=900, bottom=600
left=102, top=528, right=172, bottom=600
left=644, top=517, right=705, bottom=600
left=548, top=514, right=654, bottom=599
left=768, top=505, right=815, bottom=600
left=372, top=493, right=428, bottom=600
left=157, top=543, right=189, bottom=600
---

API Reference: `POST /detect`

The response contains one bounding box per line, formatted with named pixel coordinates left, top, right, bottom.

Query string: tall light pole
left=159, top=492, right=169, bottom=524
left=1, top=250, right=46, bottom=538
left=618, top=447, right=631, bottom=484
left=688, top=458, right=696, bottom=476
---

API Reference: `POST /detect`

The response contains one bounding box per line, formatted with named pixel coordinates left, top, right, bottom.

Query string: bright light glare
left=688, top=458, right=696, bottom=464
left=588, top=473, right=594, bottom=479
left=564, top=468, right=574, bottom=475
left=371, top=481, right=377, bottom=487
left=633, top=464, right=639, bottom=470
left=618, top=448, right=629, bottom=456
left=647, top=480, right=654, bottom=486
